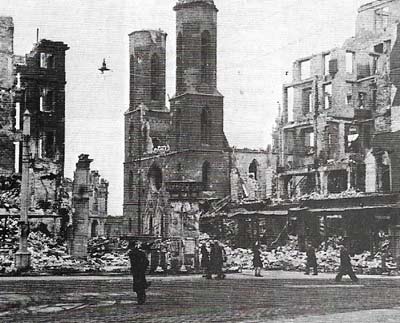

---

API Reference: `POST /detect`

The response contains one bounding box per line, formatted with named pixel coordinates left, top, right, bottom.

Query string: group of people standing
left=200, top=241, right=226, bottom=279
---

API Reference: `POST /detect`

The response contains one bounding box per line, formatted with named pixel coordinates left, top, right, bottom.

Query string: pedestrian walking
left=335, top=244, right=359, bottom=282
left=253, top=241, right=263, bottom=277
left=304, top=243, right=318, bottom=275
left=128, top=241, right=151, bottom=304
left=210, top=241, right=225, bottom=279
left=200, top=243, right=211, bottom=279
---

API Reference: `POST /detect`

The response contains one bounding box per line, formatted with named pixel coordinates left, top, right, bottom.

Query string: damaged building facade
left=273, top=0, right=400, bottom=258
left=123, top=0, right=274, bottom=267
left=0, top=16, right=69, bottom=207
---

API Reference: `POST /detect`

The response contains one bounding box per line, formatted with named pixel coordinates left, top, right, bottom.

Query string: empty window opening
left=40, top=53, right=54, bottom=69
left=323, top=83, right=332, bottom=109
left=358, top=92, right=367, bottom=109
left=42, top=131, right=56, bottom=158
left=324, top=53, right=331, bottom=76
left=302, top=88, right=313, bottom=114
left=202, top=161, right=210, bottom=190
left=249, top=159, right=258, bottom=180
left=346, top=52, right=354, bottom=74
left=375, top=7, right=389, bottom=32
left=151, top=53, right=161, bottom=100
left=148, top=164, right=162, bottom=192
left=201, top=107, right=211, bottom=144
left=201, top=30, right=212, bottom=83
left=91, top=220, right=98, bottom=238
left=287, top=87, right=294, bottom=122
left=300, top=60, right=310, bottom=80
left=346, top=94, right=352, bottom=105
left=176, top=32, right=184, bottom=92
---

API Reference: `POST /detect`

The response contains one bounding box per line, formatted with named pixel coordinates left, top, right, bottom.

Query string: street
left=1, top=271, right=400, bottom=322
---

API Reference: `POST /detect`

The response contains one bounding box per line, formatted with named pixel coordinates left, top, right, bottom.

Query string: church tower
left=129, top=30, right=167, bottom=111
left=171, top=0, right=226, bottom=151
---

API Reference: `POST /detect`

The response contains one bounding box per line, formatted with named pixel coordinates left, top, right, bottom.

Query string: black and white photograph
left=1, top=0, right=400, bottom=321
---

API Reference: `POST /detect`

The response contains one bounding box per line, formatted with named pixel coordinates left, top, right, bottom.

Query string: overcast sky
left=1, top=0, right=366, bottom=215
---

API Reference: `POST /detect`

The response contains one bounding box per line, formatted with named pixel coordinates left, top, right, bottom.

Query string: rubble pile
left=87, top=237, right=129, bottom=272
left=298, top=188, right=364, bottom=201
left=223, top=235, right=395, bottom=274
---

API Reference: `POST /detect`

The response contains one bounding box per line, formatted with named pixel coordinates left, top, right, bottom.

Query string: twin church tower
left=123, top=0, right=230, bottom=236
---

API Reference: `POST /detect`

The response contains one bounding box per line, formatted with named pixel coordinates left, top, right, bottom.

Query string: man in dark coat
left=335, top=245, right=359, bottom=282
left=210, top=241, right=225, bottom=279
left=200, top=244, right=211, bottom=279
left=305, top=243, right=318, bottom=275
left=128, top=241, right=151, bottom=304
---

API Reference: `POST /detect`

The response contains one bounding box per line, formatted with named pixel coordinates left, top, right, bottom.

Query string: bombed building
left=273, top=0, right=400, bottom=258
left=0, top=17, right=69, bottom=207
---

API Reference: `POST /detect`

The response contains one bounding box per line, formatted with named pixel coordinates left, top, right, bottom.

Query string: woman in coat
left=253, top=241, right=263, bottom=277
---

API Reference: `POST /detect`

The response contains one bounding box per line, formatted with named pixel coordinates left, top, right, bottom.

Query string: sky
left=1, top=0, right=367, bottom=215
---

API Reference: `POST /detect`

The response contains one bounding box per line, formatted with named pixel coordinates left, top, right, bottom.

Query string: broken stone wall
left=230, top=149, right=273, bottom=201
left=0, top=17, right=15, bottom=175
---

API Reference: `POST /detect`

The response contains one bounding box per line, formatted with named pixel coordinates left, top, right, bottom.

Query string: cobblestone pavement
left=1, top=271, right=400, bottom=322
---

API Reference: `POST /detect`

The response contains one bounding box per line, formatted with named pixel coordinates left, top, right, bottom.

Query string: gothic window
left=202, top=161, right=210, bottom=190
left=176, top=32, right=184, bottom=92
left=249, top=159, right=258, bottom=180
left=201, top=30, right=212, bottom=83
left=201, top=107, right=211, bottom=144
left=148, top=163, right=162, bottom=191
left=91, top=220, right=98, bottom=238
left=151, top=53, right=161, bottom=100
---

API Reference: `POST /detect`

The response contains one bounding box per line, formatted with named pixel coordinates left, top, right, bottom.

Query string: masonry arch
left=91, top=220, right=98, bottom=238
left=249, top=159, right=259, bottom=180
left=148, top=163, right=163, bottom=192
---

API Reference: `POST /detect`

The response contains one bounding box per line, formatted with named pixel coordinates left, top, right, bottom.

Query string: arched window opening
left=148, top=164, right=163, bottom=192
left=176, top=32, right=184, bottom=92
left=201, top=107, right=211, bottom=144
left=379, top=151, right=391, bottom=193
left=128, top=171, right=134, bottom=200
left=249, top=159, right=258, bottom=180
left=176, top=108, right=182, bottom=146
left=202, top=161, right=210, bottom=190
left=151, top=53, right=161, bottom=100
left=91, top=220, right=98, bottom=238
left=201, top=30, right=211, bottom=83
